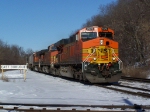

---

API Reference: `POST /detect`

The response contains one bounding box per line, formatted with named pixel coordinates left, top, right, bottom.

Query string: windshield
left=99, top=32, right=113, bottom=39
left=81, top=32, right=97, bottom=41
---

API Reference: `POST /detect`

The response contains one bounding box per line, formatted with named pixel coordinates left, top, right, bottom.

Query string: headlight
left=100, top=40, right=103, bottom=45
left=93, top=57, right=97, bottom=61
left=112, top=57, right=116, bottom=61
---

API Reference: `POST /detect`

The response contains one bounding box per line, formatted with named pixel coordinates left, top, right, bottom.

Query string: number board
left=86, top=27, right=94, bottom=31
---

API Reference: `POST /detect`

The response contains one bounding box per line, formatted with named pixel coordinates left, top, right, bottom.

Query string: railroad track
left=41, top=72, right=150, bottom=98
left=113, top=84, right=150, bottom=92
left=0, top=103, right=149, bottom=111
left=121, top=76, right=150, bottom=83
left=39, top=72, right=150, bottom=98
left=96, top=84, right=150, bottom=98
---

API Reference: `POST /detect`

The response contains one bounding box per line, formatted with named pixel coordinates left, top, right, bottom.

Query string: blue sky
left=0, top=0, right=116, bottom=51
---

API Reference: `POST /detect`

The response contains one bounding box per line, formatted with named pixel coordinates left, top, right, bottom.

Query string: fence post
left=24, top=69, right=26, bottom=81
left=2, top=69, right=4, bottom=80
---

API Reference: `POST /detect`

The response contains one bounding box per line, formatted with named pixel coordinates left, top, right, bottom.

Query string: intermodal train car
left=28, top=26, right=122, bottom=83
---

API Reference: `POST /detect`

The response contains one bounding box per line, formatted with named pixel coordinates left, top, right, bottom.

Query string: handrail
left=82, top=48, right=96, bottom=72
left=83, top=48, right=96, bottom=63
left=111, top=48, right=123, bottom=70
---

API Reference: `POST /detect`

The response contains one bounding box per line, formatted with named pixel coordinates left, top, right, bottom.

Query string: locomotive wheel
left=79, top=75, right=83, bottom=81
left=79, top=70, right=83, bottom=81
left=72, top=71, right=76, bottom=79
left=56, top=68, right=61, bottom=76
left=51, top=68, right=56, bottom=75
left=42, top=66, right=45, bottom=73
left=74, top=73, right=78, bottom=79
left=82, top=73, right=87, bottom=82
left=45, top=66, right=49, bottom=73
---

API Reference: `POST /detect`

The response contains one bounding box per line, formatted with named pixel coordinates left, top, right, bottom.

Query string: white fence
left=1, top=65, right=27, bottom=81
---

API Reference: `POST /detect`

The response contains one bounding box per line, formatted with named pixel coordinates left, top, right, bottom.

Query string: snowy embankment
left=0, top=70, right=149, bottom=106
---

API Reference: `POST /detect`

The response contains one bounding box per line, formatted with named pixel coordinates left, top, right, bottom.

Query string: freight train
left=28, top=26, right=123, bottom=83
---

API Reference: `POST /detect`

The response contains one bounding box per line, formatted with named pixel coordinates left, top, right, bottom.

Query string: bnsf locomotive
left=28, top=26, right=122, bottom=83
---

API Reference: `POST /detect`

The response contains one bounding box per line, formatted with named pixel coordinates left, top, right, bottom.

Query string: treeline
left=0, top=39, right=33, bottom=65
left=82, top=0, right=150, bottom=67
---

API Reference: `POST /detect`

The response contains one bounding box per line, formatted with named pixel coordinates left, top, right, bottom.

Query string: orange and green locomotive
left=28, top=26, right=122, bottom=83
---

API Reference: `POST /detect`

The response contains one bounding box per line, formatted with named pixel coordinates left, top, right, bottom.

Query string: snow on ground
left=0, top=70, right=149, bottom=110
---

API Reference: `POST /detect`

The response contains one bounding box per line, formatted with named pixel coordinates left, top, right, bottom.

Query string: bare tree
left=82, top=0, right=150, bottom=66
left=0, top=39, right=33, bottom=65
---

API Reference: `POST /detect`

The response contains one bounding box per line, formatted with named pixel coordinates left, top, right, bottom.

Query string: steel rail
left=0, top=107, right=137, bottom=112
left=0, top=103, right=149, bottom=111
left=121, top=76, right=150, bottom=83
left=96, top=85, right=150, bottom=98
left=113, top=84, right=150, bottom=92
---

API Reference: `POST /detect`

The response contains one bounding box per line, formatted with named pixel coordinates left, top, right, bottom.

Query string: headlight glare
left=100, top=39, right=103, bottom=45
